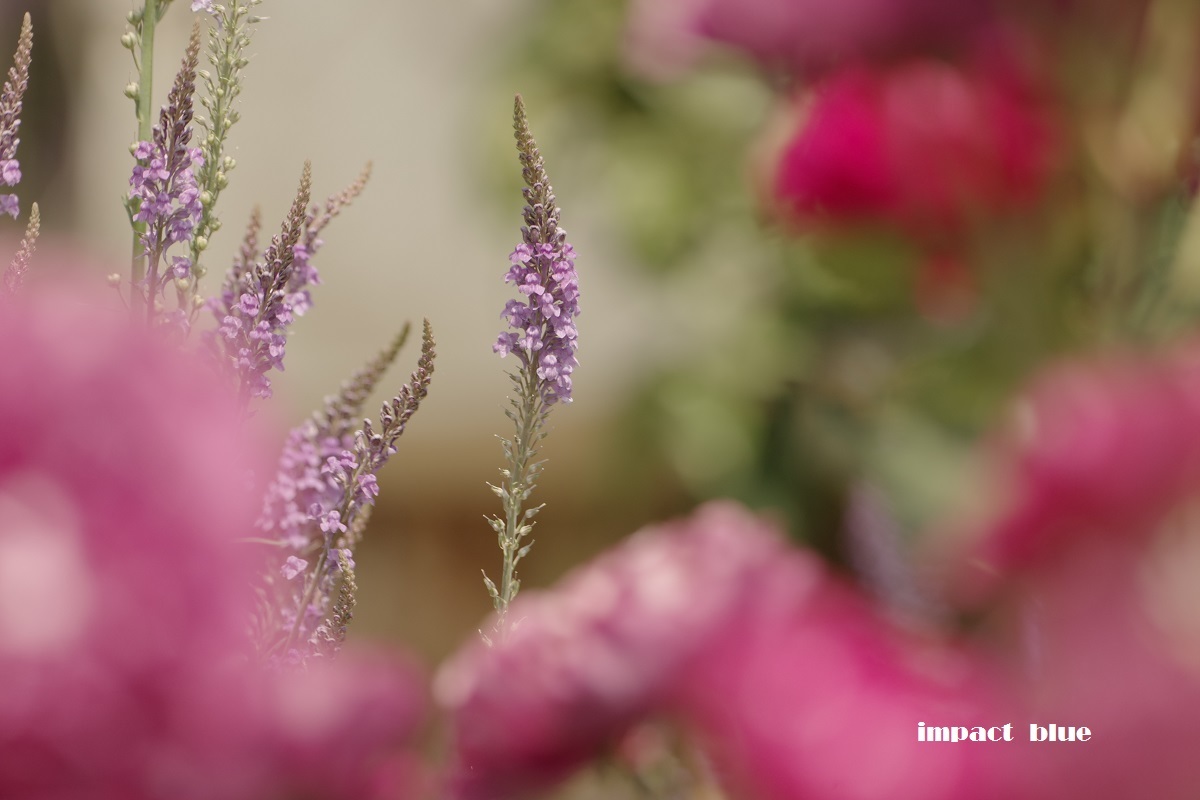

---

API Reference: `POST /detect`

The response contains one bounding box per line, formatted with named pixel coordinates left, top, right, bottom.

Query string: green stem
left=495, top=364, right=545, bottom=627
left=130, top=0, right=159, bottom=316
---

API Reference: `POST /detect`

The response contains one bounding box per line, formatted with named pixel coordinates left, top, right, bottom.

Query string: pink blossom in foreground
left=436, top=502, right=1028, bottom=800
left=675, top=570, right=1026, bottom=800
left=435, top=502, right=806, bottom=799
left=995, top=540, right=1200, bottom=800
left=942, top=344, right=1200, bottom=601
left=767, top=55, right=1059, bottom=238
left=929, top=342, right=1200, bottom=798
left=252, top=648, right=429, bottom=800
left=0, top=284, right=424, bottom=799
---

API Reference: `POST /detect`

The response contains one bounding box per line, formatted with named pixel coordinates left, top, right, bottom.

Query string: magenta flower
left=943, top=344, right=1200, bottom=602
left=1004, top=539, right=1200, bottom=800
left=251, top=647, right=429, bottom=800
left=436, top=502, right=804, bottom=799
left=0, top=15, right=31, bottom=220
left=626, top=0, right=991, bottom=78
left=0, top=283, right=425, bottom=799
left=0, top=285, right=259, bottom=795
left=768, top=53, right=1060, bottom=238
left=670, top=547, right=1035, bottom=800
left=927, top=343, right=1200, bottom=798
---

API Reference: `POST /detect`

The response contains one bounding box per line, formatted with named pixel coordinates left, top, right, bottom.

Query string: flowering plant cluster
left=6, top=0, right=1200, bottom=799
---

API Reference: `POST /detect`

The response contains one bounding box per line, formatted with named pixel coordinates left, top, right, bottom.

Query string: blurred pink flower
left=676, top=570, right=1025, bottom=800
left=252, top=647, right=429, bottom=800
left=932, top=343, right=1200, bottom=798
left=434, top=502, right=806, bottom=799
left=435, top=500, right=1044, bottom=800
left=0, top=284, right=424, bottom=799
left=997, top=540, right=1200, bottom=800
left=626, top=0, right=992, bottom=78
left=945, top=345, right=1200, bottom=600
left=767, top=54, right=1060, bottom=238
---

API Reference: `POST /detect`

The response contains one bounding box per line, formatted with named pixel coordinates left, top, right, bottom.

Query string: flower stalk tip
left=485, top=96, right=580, bottom=636
left=127, top=21, right=204, bottom=326
left=0, top=12, right=32, bottom=220
left=2, top=201, right=38, bottom=296
left=251, top=320, right=434, bottom=665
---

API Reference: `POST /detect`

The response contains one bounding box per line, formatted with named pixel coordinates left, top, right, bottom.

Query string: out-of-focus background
left=9, top=0, right=794, bottom=665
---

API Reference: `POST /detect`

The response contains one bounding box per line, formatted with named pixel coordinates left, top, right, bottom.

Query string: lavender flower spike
left=484, top=96, right=580, bottom=636
left=127, top=22, right=203, bottom=325
left=252, top=325, right=412, bottom=665
left=208, top=166, right=370, bottom=404
left=252, top=322, right=436, bottom=665
left=210, top=162, right=312, bottom=404
left=494, top=96, right=580, bottom=404
left=0, top=13, right=32, bottom=219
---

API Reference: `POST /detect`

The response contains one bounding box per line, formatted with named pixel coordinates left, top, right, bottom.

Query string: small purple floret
left=495, top=240, right=580, bottom=404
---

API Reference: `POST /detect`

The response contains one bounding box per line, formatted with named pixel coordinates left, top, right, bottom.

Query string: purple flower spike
left=208, top=164, right=371, bottom=404
left=251, top=324, right=436, bottom=665
left=0, top=15, right=31, bottom=216
left=482, top=97, right=582, bottom=635
left=494, top=96, right=580, bottom=405
left=127, top=24, right=203, bottom=322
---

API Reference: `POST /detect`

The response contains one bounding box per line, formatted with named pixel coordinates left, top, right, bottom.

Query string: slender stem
left=495, top=363, right=546, bottom=628
left=130, top=0, right=159, bottom=315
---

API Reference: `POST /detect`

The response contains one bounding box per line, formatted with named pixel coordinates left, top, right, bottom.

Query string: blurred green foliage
left=485, top=0, right=1200, bottom=566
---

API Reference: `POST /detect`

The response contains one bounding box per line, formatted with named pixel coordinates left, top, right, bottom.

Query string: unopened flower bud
left=193, top=295, right=206, bottom=310
left=126, top=9, right=140, bottom=23
left=194, top=236, right=209, bottom=252
left=215, top=172, right=229, bottom=189
left=223, top=157, right=236, bottom=170
left=175, top=277, right=191, bottom=291
left=120, top=32, right=137, bottom=49
left=199, top=191, right=213, bottom=207
left=106, top=273, right=122, bottom=287
left=124, top=82, right=140, bottom=100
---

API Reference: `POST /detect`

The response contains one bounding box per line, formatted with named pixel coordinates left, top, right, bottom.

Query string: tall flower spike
left=0, top=13, right=32, bottom=219
left=277, top=321, right=436, bottom=662
left=484, top=96, right=580, bottom=636
left=127, top=21, right=203, bottom=326
left=186, top=0, right=263, bottom=310
left=288, top=163, right=373, bottom=316
left=2, top=201, right=38, bottom=296
left=495, top=95, right=580, bottom=405
left=209, top=166, right=370, bottom=390
left=210, top=162, right=311, bottom=405
left=252, top=324, right=432, bottom=666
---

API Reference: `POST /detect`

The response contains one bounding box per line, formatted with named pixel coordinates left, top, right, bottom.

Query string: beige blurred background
left=12, top=0, right=706, bottom=666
